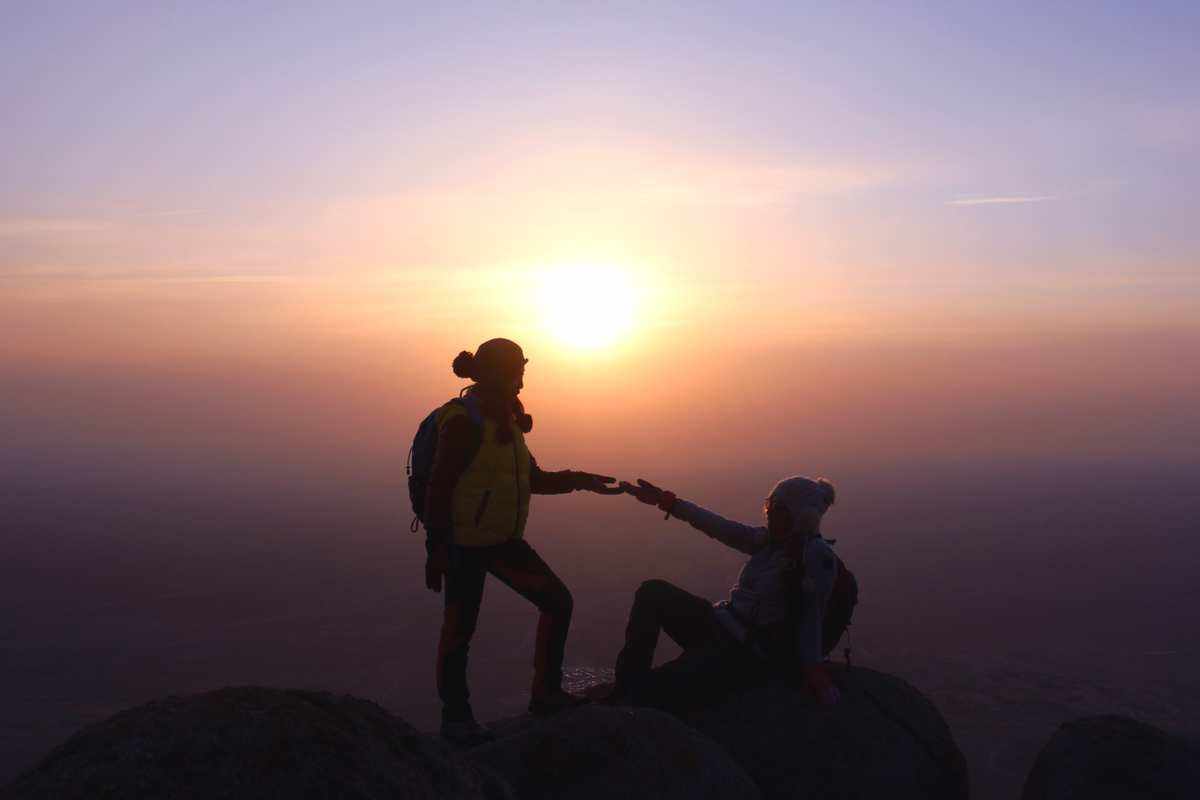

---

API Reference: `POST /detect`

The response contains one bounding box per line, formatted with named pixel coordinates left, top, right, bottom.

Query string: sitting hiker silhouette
left=611, top=475, right=853, bottom=711
left=420, top=338, right=622, bottom=745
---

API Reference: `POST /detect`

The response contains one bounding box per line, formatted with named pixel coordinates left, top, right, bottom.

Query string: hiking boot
left=440, top=714, right=495, bottom=747
left=528, top=688, right=589, bottom=716
left=595, top=683, right=635, bottom=707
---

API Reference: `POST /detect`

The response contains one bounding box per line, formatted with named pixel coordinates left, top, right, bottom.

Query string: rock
left=682, top=666, right=969, bottom=800
left=1021, top=715, right=1200, bottom=800
left=5, top=671, right=971, bottom=800
left=3, top=686, right=510, bottom=800
left=466, top=704, right=760, bottom=800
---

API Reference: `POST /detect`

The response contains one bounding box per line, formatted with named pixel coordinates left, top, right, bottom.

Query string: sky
left=4, top=1, right=1198, bottom=479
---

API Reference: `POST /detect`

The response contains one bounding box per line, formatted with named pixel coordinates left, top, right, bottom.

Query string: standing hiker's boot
left=440, top=705, right=495, bottom=747
left=528, top=687, right=588, bottom=716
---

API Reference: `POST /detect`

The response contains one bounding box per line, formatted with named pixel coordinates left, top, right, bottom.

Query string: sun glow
left=537, top=265, right=638, bottom=349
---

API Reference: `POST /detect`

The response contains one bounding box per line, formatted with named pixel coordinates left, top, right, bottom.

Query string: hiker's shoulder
left=806, top=537, right=844, bottom=582
left=804, top=535, right=839, bottom=566
left=435, top=399, right=473, bottom=429
left=806, top=534, right=835, bottom=561
left=811, top=535, right=836, bottom=552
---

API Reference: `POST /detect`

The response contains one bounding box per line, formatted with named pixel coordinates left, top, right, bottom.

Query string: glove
left=802, top=663, right=841, bottom=706
left=619, top=479, right=677, bottom=518
left=572, top=471, right=621, bottom=494
left=425, top=543, right=449, bottom=593
left=620, top=478, right=666, bottom=505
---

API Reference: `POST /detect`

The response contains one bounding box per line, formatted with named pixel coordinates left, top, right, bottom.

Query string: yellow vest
left=437, top=400, right=532, bottom=547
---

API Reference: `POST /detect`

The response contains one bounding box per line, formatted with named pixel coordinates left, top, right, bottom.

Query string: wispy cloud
left=0, top=209, right=204, bottom=237
left=0, top=217, right=114, bottom=237
left=641, top=161, right=904, bottom=207
left=139, top=209, right=206, bottom=218
left=0, top=265, right=298, bottom=283
left=946, top=195, right=1054, bottom=206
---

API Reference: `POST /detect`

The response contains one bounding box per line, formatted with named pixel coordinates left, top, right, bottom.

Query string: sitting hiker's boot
left=528, top=688, right=588, bottom=716
left=596, top=684, right=635, bottom=707
left=440, top=708, right=494, bottom=747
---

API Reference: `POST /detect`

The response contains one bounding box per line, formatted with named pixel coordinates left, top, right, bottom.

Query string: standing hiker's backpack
left=405, top=397, right=483, bottom=533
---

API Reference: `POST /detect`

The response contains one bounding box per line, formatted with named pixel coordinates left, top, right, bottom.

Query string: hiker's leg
left=642, top=628, right=760, bottom=713
left=614, top=579, right=716, bottom=690
left=488, top=539, right=573, bottom=696
left=640, top=642, right=724, bottom=712
left=437, top=547, right=488, bottom=720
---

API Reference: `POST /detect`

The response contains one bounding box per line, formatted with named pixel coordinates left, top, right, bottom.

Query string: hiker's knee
left=636, top=578, right=672, bottom=602
left=546, top=581, right=573, bottom=618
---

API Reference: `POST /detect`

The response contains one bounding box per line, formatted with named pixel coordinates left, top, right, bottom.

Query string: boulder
left=4, top=670, right=971, bottom=800
left=682, top=666, right=968, bottom=800
left=3, top=686, right=509, bottom=800
left=467, top=704, right=760, bottom=800
left=1021, top=715, right=1200, bottom=800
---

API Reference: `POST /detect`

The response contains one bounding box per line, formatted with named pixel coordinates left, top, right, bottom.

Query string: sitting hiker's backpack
left=774, top=546, right=859, bottom=667
left=406, top=397, right=482, bottom=533
left=822, top=557, right=859, bottom=659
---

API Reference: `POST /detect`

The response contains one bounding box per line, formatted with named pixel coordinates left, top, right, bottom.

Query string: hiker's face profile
left=497, top=365, right=524, bottom=399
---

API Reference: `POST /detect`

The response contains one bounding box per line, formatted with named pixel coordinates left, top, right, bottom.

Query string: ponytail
left=452, top=350, right=476, bottom=379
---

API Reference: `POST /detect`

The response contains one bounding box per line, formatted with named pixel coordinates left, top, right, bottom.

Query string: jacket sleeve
left=529, top=454, right=580, bottom=495
left=670, top=499, right=768, bottom=556
left=423, top=413, right=478, bottom=546
left=794, top=538, right=838, bottom=666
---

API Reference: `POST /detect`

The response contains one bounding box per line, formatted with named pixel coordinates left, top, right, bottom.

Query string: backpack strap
left=437, top=397, right=483, bottom=430
left=459, top=394, right=484, bottom=427
left=449, top=396, right=485, bottom=465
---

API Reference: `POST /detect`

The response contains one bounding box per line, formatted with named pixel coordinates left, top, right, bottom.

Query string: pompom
left=452, top=350, right=476, bottom=379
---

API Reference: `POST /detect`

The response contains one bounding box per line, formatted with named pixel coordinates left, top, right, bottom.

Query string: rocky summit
left=31, top=668, right=1200, bottom=799
left=683, top=667, right=969, bottom=800
left=1, top=687, right=509, bottom=800
left=1021, top=714, right=1200, bottom=800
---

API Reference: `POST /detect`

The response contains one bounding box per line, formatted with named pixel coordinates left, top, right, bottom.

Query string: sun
left=537, top=264, right=638, bottom=349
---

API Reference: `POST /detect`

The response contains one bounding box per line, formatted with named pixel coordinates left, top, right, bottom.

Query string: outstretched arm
left=672, top=500, right=768, bottom=555
left=530, top=455, right=620, bottom=495
left=621, top=479, right=767, bottom=555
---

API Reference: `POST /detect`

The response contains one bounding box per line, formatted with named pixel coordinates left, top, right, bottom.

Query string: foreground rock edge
left=6, top=669, right=977, bottom=800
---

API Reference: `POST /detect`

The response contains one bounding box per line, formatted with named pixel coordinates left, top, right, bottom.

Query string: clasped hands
left=574, top=475, right=673, bottom=505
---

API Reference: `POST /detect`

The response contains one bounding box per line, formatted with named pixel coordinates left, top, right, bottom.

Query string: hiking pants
left=614, top=579, right=763, bottom=712
left=437, top=539, right=572, bottom=718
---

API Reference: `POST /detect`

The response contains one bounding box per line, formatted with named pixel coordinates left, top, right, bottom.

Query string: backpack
left=763, top=544, right=859, bottom=671
left=822, top=557, right=859, bottom=659
left=405, top=397, right=483, bottom=533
